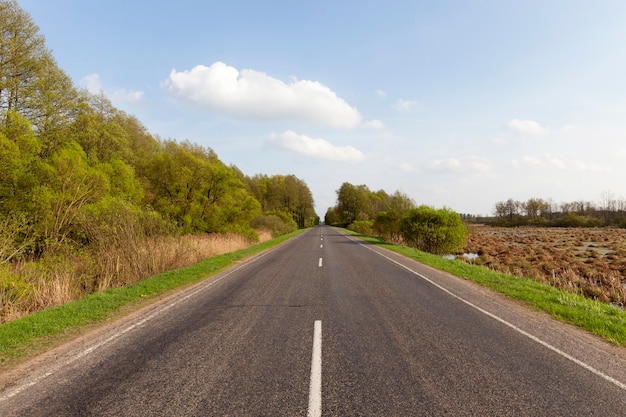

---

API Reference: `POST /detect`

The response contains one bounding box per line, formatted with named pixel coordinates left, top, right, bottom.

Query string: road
left=1, top=226, right=626, bottom=416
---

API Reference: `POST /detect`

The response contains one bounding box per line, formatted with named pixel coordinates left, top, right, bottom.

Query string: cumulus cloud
left=426, top=156, right=492, bottom=175
left=506, top=119, right=549, bottom=136
left=394, top=99, right=417, bottom=112
left=164, top=62, right=363, bottom=128
left=513, top=155, right=607, bottom=172
left=400, top=163, right=415, bottom=173
left=267, top=130, right=364, bottom=162
left=112, top=88, right=145, bottom=104
left=81, top=73, right=102, bottom=93
left=363, top=119, right=385, bottom=129
left=80, top=73, right=144, bottom=104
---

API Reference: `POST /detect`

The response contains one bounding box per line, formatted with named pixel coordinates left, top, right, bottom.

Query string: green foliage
left=251, top=213, right=298, bottom=237
left=246, top=174, right=316, bottom=228
left=328, top=182, right=414, bottom=227
left=401, top=206, right=468, bottom=255
left=373, top=210, right=403, bottom=243
left=347, top=220, right=373, bottom=235
left=0, top=0, right=321, bottom=323
left=0, top=266, right=33, bottom=308
left=143, top=140, right=261, bottom=234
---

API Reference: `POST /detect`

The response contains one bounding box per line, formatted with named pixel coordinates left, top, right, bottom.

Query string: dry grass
left=460, top=226, right=626, bottom=306
left=0, top=231, right=270, bottom=323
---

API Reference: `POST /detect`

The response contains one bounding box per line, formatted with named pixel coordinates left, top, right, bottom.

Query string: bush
left=401, top=206, right=468, bottom=255
left=251, top=212, right=297, bottom=237
left=348, top=220, right=373, bottom=235
left=373, top=211, right=403, bottom=243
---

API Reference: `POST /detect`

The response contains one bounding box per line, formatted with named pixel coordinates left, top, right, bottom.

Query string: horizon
left=19, top=0, right=626, bottom=217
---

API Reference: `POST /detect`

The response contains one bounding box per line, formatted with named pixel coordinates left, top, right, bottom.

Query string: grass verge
left=347, top=231, right=626, bottom=347
left=0, top=230, right=304, bottom=367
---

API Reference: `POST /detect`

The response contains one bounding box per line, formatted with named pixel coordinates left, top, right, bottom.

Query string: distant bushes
left=325, top=182, right=468, bottom=255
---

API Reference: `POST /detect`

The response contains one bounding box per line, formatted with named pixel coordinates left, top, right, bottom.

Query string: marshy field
left=460, top=226, right=626, bottom=307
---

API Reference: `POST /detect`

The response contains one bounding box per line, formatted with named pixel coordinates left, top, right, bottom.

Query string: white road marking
left=318, top=258, right=323, bottom=267
left=320, top=244, right=323, bottom=249
left=0, top=243, right=288, bottom=402
left=346, top=234, right=626, bottom=392
left=307, top=320, right=322, bottom=417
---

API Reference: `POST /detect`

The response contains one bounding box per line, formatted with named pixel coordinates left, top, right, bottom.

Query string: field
left=460, top=226, right=626, bottom=306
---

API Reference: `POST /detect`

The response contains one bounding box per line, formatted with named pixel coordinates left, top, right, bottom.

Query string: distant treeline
left=0, top=0, right=317, bottom=265
left=461, top=194, right=626, bottom=227
left=325, top=182, right=467, bottom=254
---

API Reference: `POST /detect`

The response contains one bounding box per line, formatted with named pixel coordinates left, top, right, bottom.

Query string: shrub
left=251, top=212, right=297, bottom=237
left=348, top=220, right=373, bottom=235
left=401, top=206, right=468, bottom=255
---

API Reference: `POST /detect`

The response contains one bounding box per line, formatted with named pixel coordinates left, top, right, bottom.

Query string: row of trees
left=325, top=182, right=467, bottom=255
left=324, top=182, right=414, bottom=227
left=0, top=0, right=317, bottom=266
left=491, top=193, right=626, bottom=227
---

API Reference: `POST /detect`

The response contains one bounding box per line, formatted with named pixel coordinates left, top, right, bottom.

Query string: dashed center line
left=318, top=258, right=323, bottom=267
left=307, top=320, right=322, bottom=417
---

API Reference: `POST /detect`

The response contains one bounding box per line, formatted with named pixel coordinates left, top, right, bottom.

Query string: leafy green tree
left=144, top=140, right=260, bottom=234
left=32, top=141, right=108, bottom=248
left=335, top=182, right=370, bottom=225
left=401, top=206, right=467, bottom=255
left=246, top=173, right=316, bottom=229
left=0, top=111, right=40, bottom=214
left=373, top=210, right=403, bottom=243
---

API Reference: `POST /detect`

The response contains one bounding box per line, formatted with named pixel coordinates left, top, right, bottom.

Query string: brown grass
left=460, top=226, right=626, bottom=306
left=0, top=230, right=271, bottom=323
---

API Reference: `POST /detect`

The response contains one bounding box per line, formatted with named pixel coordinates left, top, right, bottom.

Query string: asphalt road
left=1, top=226, right=626, bottom=416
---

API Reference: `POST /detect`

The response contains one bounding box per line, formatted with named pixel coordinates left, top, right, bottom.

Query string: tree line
left=0, top=0, right=317, bottom=266
left=490, top=192, right=626, bottom=227
left=325, top=182, right=467, bottom=255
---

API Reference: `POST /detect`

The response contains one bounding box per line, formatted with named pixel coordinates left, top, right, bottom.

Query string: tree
left=0, top=0, right=48, bottom=119
left=401, top=206, right=467, bottom=255
left=335, top=182, right=370, bottom=226
left=373, top=210, right=403, bottom=243
left=246, top=173, right=316, bottom=229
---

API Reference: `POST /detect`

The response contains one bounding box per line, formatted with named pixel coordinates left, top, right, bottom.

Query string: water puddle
left=443, top=253, right=479, bottom=261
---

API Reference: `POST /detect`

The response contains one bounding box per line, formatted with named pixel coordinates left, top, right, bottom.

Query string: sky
left=18, top=0, right=626, bottom=216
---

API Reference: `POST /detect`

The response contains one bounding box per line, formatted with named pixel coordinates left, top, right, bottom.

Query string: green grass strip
left=0, top=230, right=305, bottom=365
left=347, top=231, right=626, bottom=346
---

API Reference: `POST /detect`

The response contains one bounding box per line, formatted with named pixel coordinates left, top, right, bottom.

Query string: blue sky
left=19, top=0, right=626, bottom=216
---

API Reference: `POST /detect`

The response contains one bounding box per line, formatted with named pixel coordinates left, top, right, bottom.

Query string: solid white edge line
left=345, top=234, right=626, bottom=392
left=308, top=320, right=322, bottom=417
left=0, top=239, right=292, bottom=402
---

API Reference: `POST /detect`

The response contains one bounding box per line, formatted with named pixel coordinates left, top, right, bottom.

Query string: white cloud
left=549, top=157, right=567, bottom=169
left=164, top=62, right=362, bottom=128
left=394, top=99, right=417, bottom=112
left=506, top=119, right=549, bottom=136
left=363, top=119, right=385, bottom=129
left=80, top=73, right=144, bottom=104
left=400, top=163, right=415, bottom=173
left=81, top=73, right=103, bottom=93
left=375, top=89, right=387, bottom=97
left=267, top=130, right=364, bottom=162
left=112, top=88, right=145, bottom=104
left=515, top=155, right=542, bottom=166
left=426, top=156, right=493, bottom=175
